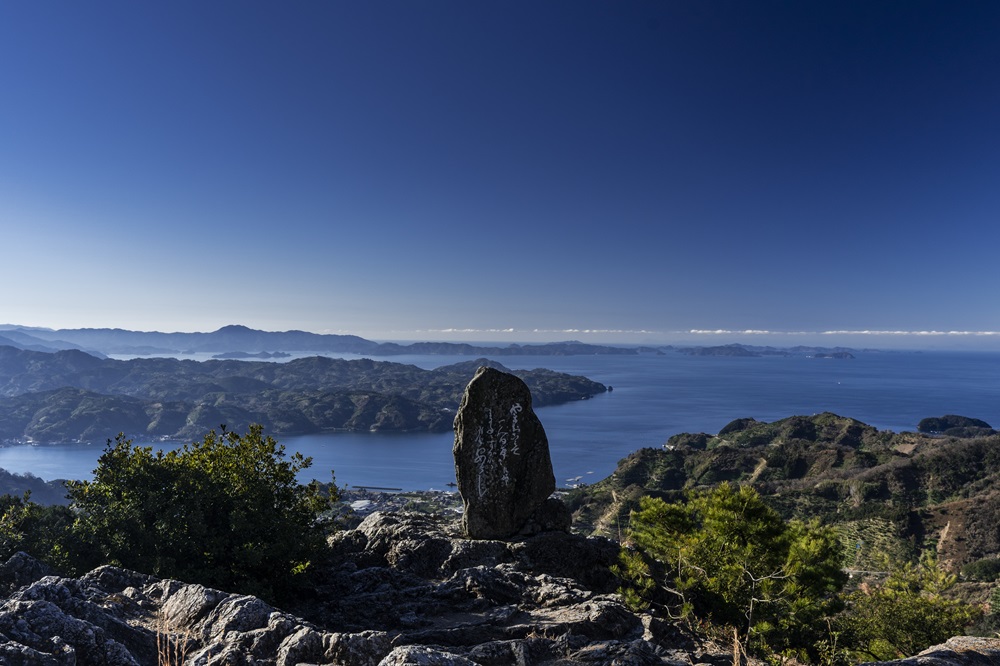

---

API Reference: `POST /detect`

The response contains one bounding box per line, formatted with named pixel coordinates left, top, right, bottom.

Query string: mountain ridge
left=2, top=324, right=639, bottom=357
left=566, top=412, right=1000, bottom=577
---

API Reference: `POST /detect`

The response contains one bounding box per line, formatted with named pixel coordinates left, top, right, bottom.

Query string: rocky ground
left=863, top=638, right=1000, bottom=666
left=1, top=509, right=998, bottom=665
left=0, top=510, right=741, bottom=666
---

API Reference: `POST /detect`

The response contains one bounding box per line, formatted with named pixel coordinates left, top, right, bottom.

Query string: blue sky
left=2, top=1, right=999, bottom=347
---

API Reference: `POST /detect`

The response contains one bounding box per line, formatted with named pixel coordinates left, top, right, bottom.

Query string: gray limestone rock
left=378, top=645, right=478, bottom=665
left=0, top=551, right=54, bottom=596
left=862, top=636, right=1000, bottom=665
left=0, top=516, right=743, bottom=666
left=0, top=553, right=394, bottom=666
left=452, top=367, right=557, bottom=539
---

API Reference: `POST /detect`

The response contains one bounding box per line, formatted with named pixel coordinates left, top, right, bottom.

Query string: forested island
left=0, top=347, right=606, bottom=442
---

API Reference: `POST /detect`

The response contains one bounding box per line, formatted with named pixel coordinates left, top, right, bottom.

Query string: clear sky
left=2, top=1, right=999, bottom=348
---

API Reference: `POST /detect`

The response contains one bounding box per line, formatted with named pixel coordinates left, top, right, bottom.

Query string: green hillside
left=567, top=412, right=1000, bottom=573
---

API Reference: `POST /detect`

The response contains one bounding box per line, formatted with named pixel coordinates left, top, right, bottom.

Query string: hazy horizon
left=9, top=321, right=1000, bottom=352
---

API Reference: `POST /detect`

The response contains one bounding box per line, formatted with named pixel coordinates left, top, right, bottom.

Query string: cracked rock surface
left=1, top=510, right=981, bottom=665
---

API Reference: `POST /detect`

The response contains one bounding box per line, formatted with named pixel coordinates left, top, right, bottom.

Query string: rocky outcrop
left=453, top=367, right=568, bottom=539
left=290, top=510, right=746, bottom=665
left=0, top=511, right=744, bottom=665
left=0, top=558, right=390, bottom=665
left=863, top=636, right=1000, bottom=665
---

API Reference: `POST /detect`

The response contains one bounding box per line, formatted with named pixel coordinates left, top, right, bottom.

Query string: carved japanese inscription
left=453, top=367, right=556, bottom=539
left=472, top=402, right=523, bottom=498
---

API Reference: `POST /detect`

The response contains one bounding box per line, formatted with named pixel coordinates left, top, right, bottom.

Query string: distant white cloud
left=397, top=327, right=1000, bottom=339
left=415, top=328, right=657, bottom=335
left=687, top=329, right=1000, bottom=337
left=820, top=330, right=1000, bottom=337
left=688, top=329, right=793, bottom=335
left=419, top=328, right=517, bottom=334
left=532, top=328, right=659, bottom=335
left=365, top=327, right=1000, bottom=350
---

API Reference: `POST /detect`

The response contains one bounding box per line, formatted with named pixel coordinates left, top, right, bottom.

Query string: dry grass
left=155, top=610, right=191, bottom=666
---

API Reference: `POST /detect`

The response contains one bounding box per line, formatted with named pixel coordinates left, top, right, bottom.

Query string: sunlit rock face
left=863, top=636, right=1000, bottom=665
left=452, top=367, right=560, bottom=539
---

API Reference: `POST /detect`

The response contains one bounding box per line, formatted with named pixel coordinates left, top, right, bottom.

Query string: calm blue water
left=2, top=351, right=998, bottom=489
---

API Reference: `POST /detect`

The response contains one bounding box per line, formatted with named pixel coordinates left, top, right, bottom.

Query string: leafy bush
left=67, top=425, right=338, bottom=602
left=943, top=426, right=996, bottom=438
left=0, top=493, right=96, bottom=573
left=615, top=485, right=982, bottom=661
left=615, top=483, right=846, bottom=659
left=836, top=552, right=982, bottom=661
left=962, top=556, right=1000, bottom=582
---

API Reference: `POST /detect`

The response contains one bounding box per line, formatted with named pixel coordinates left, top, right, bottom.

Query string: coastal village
left=338, top=486, right=463, bottom=523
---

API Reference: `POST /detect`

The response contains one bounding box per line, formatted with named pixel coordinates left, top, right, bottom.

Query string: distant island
left=917, top=414, right=995, bottom=437
left=679, top=344, right=779, bottom=357
left=0, top=325, right=881, bottom=444
left=678, top=343, right=859, bottom=358
left=212, top=351, right=292, bottom=359
left=0, top=348, right=607, bottom=443
left=811, top=351, right=855, bottom=359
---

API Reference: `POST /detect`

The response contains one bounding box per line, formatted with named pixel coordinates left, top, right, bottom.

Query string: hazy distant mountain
left=0, top=347, right=607, bottom=443
left=0, top=330, right=97, bottom=355
left=0, top=467, right=68, bottom=505
left=678, top=344, right=771, bottom=357
left=3, top=324, right=380, bottom=356
left=3, top=324, right=638, bottom=357
left=372, top=340, right=638, bottom=356
left=675, top=343, right=860, bottom=357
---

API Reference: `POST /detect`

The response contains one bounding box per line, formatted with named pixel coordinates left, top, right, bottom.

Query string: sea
left=1, top=349, right=998, bottom=490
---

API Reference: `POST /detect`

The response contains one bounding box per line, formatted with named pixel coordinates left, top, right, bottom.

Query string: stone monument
left=453, top=366, right=568, bottom=539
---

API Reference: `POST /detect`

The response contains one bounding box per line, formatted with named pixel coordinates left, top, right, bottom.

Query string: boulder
left=378, top=645, right=477, bottom=665
left=0, top=551, right=54, bottom=596
left=862, top=636, right=1000, bottom=665
left=0, top=555, right=393, bottom=666
left=452, top=367, right=562, bottom=539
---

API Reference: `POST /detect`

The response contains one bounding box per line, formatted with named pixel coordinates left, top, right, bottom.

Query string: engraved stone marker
left=453, top=367, right=557, bottom=539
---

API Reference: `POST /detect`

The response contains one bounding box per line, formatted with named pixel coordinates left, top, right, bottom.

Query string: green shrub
left=837, top=552, right=982, bottom=661
left=67, top=425, right=338, bottom=602
left=962, top=557, right=1000, bottom=582
left=615, top=483, right=846, bottom=659
left=0, top=493, right=96, bottom=573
